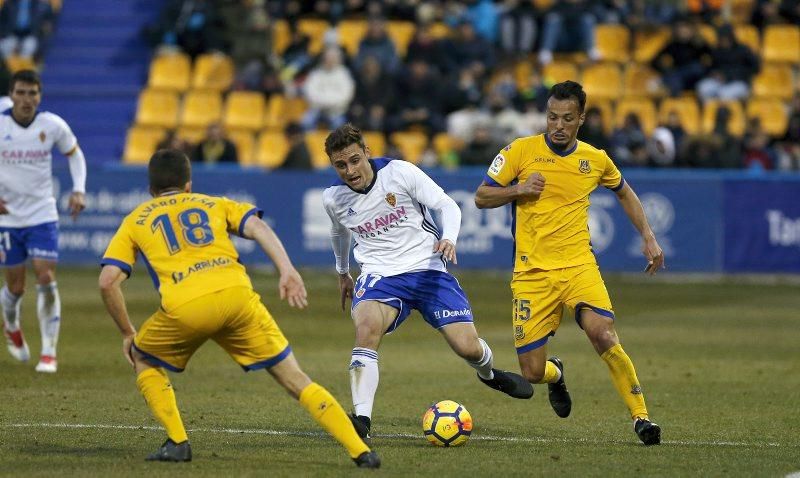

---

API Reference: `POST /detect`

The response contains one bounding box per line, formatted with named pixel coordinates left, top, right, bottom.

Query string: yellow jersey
left=101, top=192, right=261, bottom=311
left=485, top=134, right=624, bottom=272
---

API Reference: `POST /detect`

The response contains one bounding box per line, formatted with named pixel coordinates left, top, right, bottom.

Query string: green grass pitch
left=0, top=267, right=798, bottom=477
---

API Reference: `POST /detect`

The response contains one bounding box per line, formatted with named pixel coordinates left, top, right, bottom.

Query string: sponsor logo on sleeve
left=489, top=154, right=505, bottom=175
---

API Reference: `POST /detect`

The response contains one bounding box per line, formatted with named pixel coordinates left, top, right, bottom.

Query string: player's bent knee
left=267, top=353, right=312, bottom=399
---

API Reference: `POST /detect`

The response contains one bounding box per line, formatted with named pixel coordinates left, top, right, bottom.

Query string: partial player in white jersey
left=0, top=70, right=87, bottom=373
left=322, top=124, right=533, bottom=439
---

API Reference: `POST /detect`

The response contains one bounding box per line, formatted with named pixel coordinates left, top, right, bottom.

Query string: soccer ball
left=422, top=400, right=473, bottom=447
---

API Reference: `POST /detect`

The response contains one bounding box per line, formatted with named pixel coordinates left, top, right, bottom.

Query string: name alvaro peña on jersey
left=351, top=205, right=409, bottom=238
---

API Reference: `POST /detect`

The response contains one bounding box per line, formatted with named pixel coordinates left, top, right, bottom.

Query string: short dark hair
left=325, top=123, right=366, bottom=157
left=548, top=81, right=586, bottom=113
left=9, top=70, right=41, bottom=93
left=148, top=149, right=191, bottom=194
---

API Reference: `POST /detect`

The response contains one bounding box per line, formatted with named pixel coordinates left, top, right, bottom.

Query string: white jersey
left=0, top=110, right=78, bottom=227
left=323, top=158, right=461, bottom=277
left=0, top=97, right=12, bottom=111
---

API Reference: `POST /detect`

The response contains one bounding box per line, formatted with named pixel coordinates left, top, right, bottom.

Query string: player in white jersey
left=322, top=124, right=533, bottom=439
left=0, top=70, right=87, bottom=373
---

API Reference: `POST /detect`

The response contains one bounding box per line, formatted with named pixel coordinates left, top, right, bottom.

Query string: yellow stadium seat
left=659, top=97, right=701, bottom=135
left=191, top=53, right=234, bottom=91
left=513, top=60, right=534, bottom=90
left=634, top=27, right=670, bottom=63
left=428, top=22, right=452, bottom=39
left=585, top=98, right=613, bottom=134
left=746, top=98, right=789, bottom=137
left=701, top=100, right=746, bottom=136
left=263, top=95, right=307, bottom=130
left=148, top=53, right=191, bottom=92
left=362, top=131, right=386, bottom=157
left=595, top=24, right=630, bottom=63
left=762, top=24, right=800, bottom=63
left=180, top=90, right=223, bottom=128
left=224, top=91, right=266, bottom=132
left=273, top=20, right=291, bottom=54
left=305, top=130, right=332, bottom=169
left=387, top=21, right=416, bottom=57
left=622, top=64, right=662, bottom=98
left=751, top=64, right=794, bottom=100
left=389, top=131, right=428, bottom=165
left=227, top=129, right=255, bottom=165
left=135, top=89, right=179, bottom=129
left=123, top=127, right=165, bottom=164
left=433, top=133, right=464, bottom=156
left=256, top=130, right=290, bottom=168
left=298, top=18, right=330, bottom=55
left=698, top=24, right=717, bottom=46
left=542, top=61, right=578, bottom=85
left=581, top=62, right=622, bottom=101
left=338, top=19, right=368, bottom=57
left=176, top=126, right=205, bottom=145
left=615, top=98, right=657, bottom=136
left=734, top=24, right=760, bottom=54
left=5, top=55, right=35, bottom=73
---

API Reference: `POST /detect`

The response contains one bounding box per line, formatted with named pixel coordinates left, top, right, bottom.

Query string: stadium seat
left=5, top=55, right=35, bottom=72
left=305, top=130, right=332, bottom=169
left=543, top=61, right=578, bottom=85
left=387, top=21, right=416, bottom=57
left=389, top=131, right=428, bottom=165
left=762, top=25, right=800, bottom=63
left=615, top=98, right=657, bottom=136
left=595, top=24, right=630, bottom=63
left=581, top=63, right=622, bottom=101
left=362, top=131, right=386, bottom=157
left=634, top=27, right=669, bottom=63
left=698, top=24, right=717, bottom=46
left=227, top=129, right=255, bottom=165
left=585, top=98, right=613, bottom=134
left=191, top=53, right=234, bottom=91
left=659, top=97, right=701, bottom=135
left=701, top=100, right=746, bottom=136
left=734, top=24, right=760, bottom=53
left=297, top=18, right=329, bottom=55
left=180, top=90, right=223, bottom=128
left=273, top=19, right=291, bottom=54
left=751, top=64, right=794, bottom=100
left=428, top=22, right=452, bottom=39
left=263, top=95, right=307, bottom=130
left=256, top=130, right=290, bottom=168
left=622, top=64, right=663, bottom=98
left=134, top=89, right=179, bottom=129
left=148, top=53, right=191, bottom=92
left=746, top=98, right=789, bottom=137
left=338, top=19, right=368, bottom=57
left=224, top=91, right=266, bottom=132
left=123, top=126, right=165, bottom=164
left=176, top=125, right=206, bottom=145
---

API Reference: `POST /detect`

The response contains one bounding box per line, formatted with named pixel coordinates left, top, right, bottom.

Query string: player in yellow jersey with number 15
left=98, top=149, right=379, bottom=467
left=475, top=81, right=665, bottom=445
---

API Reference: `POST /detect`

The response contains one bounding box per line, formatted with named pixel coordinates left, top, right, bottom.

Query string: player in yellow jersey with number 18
left=475, top=81, right=665, bottom=445
left=98, top=149, right=379, bottom=467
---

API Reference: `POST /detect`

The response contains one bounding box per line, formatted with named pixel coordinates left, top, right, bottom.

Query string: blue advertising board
left=48, top=166, right=799, bottom=274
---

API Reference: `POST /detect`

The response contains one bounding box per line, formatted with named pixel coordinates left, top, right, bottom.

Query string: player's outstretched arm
left=242, top=215, right=308, bottom=309
left=614, top=182, right=665, bottom=275
left=0, top=198, right=8, bottom=214
left=474, top=173, right=546, bottom=209
left=98, top=265, right=136, bottom=367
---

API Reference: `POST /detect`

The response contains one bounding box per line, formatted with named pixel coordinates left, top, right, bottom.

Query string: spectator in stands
left=680, top=107, right=741, bottom=168
left=446, top=96, right=488, bottom=144
left=751, top=0, right=786, bottom=30
left=515, top=69, right=549, bottom=113
left=153, top=0, right=225, bottom=59
left=459, top=120, right=506, bottom=166
left=651, top=18, right=711, bottom=96
left=280, top=25, right=313, bottom=84
left=349, top=56, right=394, bottom=133
left=742, top=118, right=778, bottom=171
left=443, top=67, right=483, bottom=114
left=517, top=97, right=547, bottom=137
left=696, top=25, right=760, bottom=102
left=776, top=97, right=800, bottom=170
left=229, top=0, right=271, bottom=71
left=779, top=0, right=800, bottom=24
left=686, top=0, right=724, bottom=22
left=647, top=127, right=677, bottom=167
left=662, top=110, right=686, bottom=158
left=355, top=15, right=400, bottom=74
left=280, top=122, right=313, bottom=169
left=611, top=113, right=648, bottom=166
left=0, top=0, right=54, bottom=60
left=498, top=0, right=539, bottom=59
left=448, top=19, right=495, bottom=81
left=577, top=106, right=610, bottom=152
left=192, top=122, right=238, bottom=164
left=406, top=22, right=452, bottom=75
left=157, top=130, right=193, bottom=157
left=485, top=91, right=522, bottom=146
left=537, top=0, right=600, bottom=66
left=301, top=46, right=355, bottom=130
left=389, top=59, right=445, bottom=135
left=462, top=0, right=499, bottom=43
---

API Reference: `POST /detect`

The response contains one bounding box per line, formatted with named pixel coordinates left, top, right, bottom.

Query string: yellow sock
left=136, top=368, right=188, bottom=443
left=600, top=344, right=649, bottom=420
left=538, top=360, right=561, bottom=384
left=299, top=382, right=369, bottom=459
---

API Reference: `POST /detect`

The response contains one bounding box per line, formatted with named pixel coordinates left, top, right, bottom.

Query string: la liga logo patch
left=489, top=154, right=505, bottom=175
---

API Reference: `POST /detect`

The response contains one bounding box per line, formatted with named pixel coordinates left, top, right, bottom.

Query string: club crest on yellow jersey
left=579, top=159, right=591, bottom=174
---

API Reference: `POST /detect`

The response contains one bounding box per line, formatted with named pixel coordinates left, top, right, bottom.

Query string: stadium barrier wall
left=51, top=166, right=800, bottom=273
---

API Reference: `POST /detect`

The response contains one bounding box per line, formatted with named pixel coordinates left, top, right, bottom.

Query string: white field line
left=2, top=422, right=795, bottom=449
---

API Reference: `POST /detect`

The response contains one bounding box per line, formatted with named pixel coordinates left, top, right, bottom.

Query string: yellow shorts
left=133, top=286, right=290, bottom=372
left=511, top=262, right=613, bottom=354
